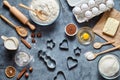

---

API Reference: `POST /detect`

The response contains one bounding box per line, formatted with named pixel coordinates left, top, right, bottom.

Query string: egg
left=85, top=11, right=93, bottom=18
left=72, top=6, right=82, bottom=15
left=106, top=0, right=114, bottom=8
left=92, top=7, right=99, bottom=15
left=81, top=4, right=89, bottom=11
left=99, top=4, right=107, bottom=11
left=88, top=0, right=95, bottom=7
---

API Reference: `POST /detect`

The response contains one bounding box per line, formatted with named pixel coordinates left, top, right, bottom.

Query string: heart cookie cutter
left=59, top=39, right=69, bottom=50
left=46, top=39, right=55, bottom=50
left=54, top=71, right=66, bottom=80
left=67, top=57, right=78, bottom=70
left=74, top=47, right=81, bottom=56
left=38, top=50, right=56, bottom=69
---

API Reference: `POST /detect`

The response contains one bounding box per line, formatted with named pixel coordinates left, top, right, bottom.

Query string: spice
left=17, top=67, right=27, bottom=80
left=37, top=32, right=42, bottom=38
left=21, top=38, right=31, bottom=49
left=5, top=66, right=16, bottom=78
left=65, top=24, right=77, bottom=36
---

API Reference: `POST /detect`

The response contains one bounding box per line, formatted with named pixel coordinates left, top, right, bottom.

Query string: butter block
left=103, top=17, right=120, bottom=37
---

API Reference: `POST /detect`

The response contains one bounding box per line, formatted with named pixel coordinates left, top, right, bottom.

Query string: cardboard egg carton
left=67, top=0, right=114, bottom=23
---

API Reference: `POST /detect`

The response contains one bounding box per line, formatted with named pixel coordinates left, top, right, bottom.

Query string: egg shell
left=92, top=7, right=99, bottom=15
left=88, top=0, right=95, bottom=7
left=72, top=6, right=82, bottom=15
left=106, top=0, right=114, bottom=8
left=99, top=3, right=107, bottom=11
left=81, top=4, right=89, bottom=11
left=85, top=11, right=93, bottom=18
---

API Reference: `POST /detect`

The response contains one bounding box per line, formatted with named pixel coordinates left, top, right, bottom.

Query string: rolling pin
left=3, top=0, right=36, bottom=31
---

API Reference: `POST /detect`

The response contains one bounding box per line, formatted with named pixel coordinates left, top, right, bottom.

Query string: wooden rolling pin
left=3, top=0, right=36, bottom=31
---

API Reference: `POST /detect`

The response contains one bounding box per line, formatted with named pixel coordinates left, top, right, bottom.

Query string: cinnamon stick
left=17, top=67, right=27, bottom=80
left=21, top=38, right=31, bottom=49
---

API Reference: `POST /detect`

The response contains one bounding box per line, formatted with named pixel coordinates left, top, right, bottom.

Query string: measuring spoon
left=19, top=3, right=48, bottom=21
left=0, top=15, right=28, bottom=37
left=93, top=40, right=115, bottom=49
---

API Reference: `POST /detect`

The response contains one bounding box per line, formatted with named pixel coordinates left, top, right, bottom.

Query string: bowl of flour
left=29, top=0, right=60, bottom=26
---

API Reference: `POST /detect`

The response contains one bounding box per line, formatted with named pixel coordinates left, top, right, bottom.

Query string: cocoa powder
left=66, top=24, right=76, bottom=35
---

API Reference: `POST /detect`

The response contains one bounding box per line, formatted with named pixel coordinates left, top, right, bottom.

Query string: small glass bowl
left=77, top=27, right=95, bottom=45
left=98, top=54, right=120, bottom=79
left=29, top=0, right=60, bottom=26
left=15, top=51, right=32, bottom=67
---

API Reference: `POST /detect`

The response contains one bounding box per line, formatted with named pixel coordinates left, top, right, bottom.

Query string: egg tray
left=72, top=0, right=114, bottom=23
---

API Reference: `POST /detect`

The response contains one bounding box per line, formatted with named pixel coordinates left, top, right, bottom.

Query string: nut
left=32, top=38, right=36, bottom=43
left=29, top=67, right=33, bottom=72
left=31, top=32, right=35, bottom=38
left=25, top=73, right=29, bottom=78
left=37, top=32, right=42, bottom=38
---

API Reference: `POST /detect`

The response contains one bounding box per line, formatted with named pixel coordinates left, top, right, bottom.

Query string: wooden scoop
left=93, top=40, right=115, bottom=49
left=0, top=15, right=28, bottom=37
left=85, top=45, right=120, bottom=61
left=19, top=3, right=48, bottom=21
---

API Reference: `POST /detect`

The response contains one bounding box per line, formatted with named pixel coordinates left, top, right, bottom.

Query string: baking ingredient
left=84, top=51, right=95, bottom=60
left=65, top=24, right=77, bottom=36
left=25, top=73, right=29, bottom=78
left=92, top=7, right=99, bottom=15
left=5, top=66, right=16, bottom=78
left=30, top=0, right=60, bottom=25
left=81, top=32, right=90, bottom=40
left=37, top=32, right=42, bottom=38
left=103, top=17, right=120, bottom=37
left=21, top=38, right=31, bottom=49
left=99, top=4, right=107, bottom=11
left=5, top=39, right=17, bottom=50
left=29, top=67, right=33, bottom=72
left=85, top=11, right=92, bottom=18
left=17, top=68, right=27, bottom=80
left=32, top=38, right=36, bottom=43
left=99, top=55, right=120, bottom=77
left=88, top=0, right=95, bottom=7
left=81, top=4, right=89, bottom=11
left=72, top=6, right=82, bottom=15
left=106, top=0, right=114, bottom=8
left=31, top=32, right=35, bottom=38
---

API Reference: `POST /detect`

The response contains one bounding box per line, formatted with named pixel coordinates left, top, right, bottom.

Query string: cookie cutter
left=59, top=39, right=69, bottom=50
left=74, top=47, right=81, bottom=56
left=38, top=50, right=56, bottom=69
left=67, top=57, right=78, bottom=70
left=54, top=71, right=66, bottom=80
left=46, top=39, right=55, bottom=49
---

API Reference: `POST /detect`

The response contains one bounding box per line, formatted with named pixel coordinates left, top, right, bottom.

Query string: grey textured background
left=0, top=0, right=120, bottom=80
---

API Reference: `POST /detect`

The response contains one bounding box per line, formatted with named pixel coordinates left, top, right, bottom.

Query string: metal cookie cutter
left=67, top=57, right=78, bottom=70
left=38, top=50, right=56, bottom=69
left=59, top=39, right=69, bottom=50
left=54, top=71, right=66, bottom=80
left=46, top=39, right=55, bottom=49
left=74, top=47, right=81, bottom=56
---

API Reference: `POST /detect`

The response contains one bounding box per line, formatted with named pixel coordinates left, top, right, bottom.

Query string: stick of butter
left=103, top=17, right=120, bottom=37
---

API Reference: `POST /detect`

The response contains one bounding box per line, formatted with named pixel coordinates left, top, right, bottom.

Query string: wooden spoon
left=93, top=40, right=115, bottom=49
left=0, top=15, right=28, bottom=37
left=19, top=3, right=48, bottom=21
left=85, top=45, right=120, bottom=61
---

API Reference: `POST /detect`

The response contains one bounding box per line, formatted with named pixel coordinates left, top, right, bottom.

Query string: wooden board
left=93, top=9, right=120, bottom=48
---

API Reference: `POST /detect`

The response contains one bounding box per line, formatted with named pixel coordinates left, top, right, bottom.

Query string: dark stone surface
left=0, top=0, right=120, bottom=80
